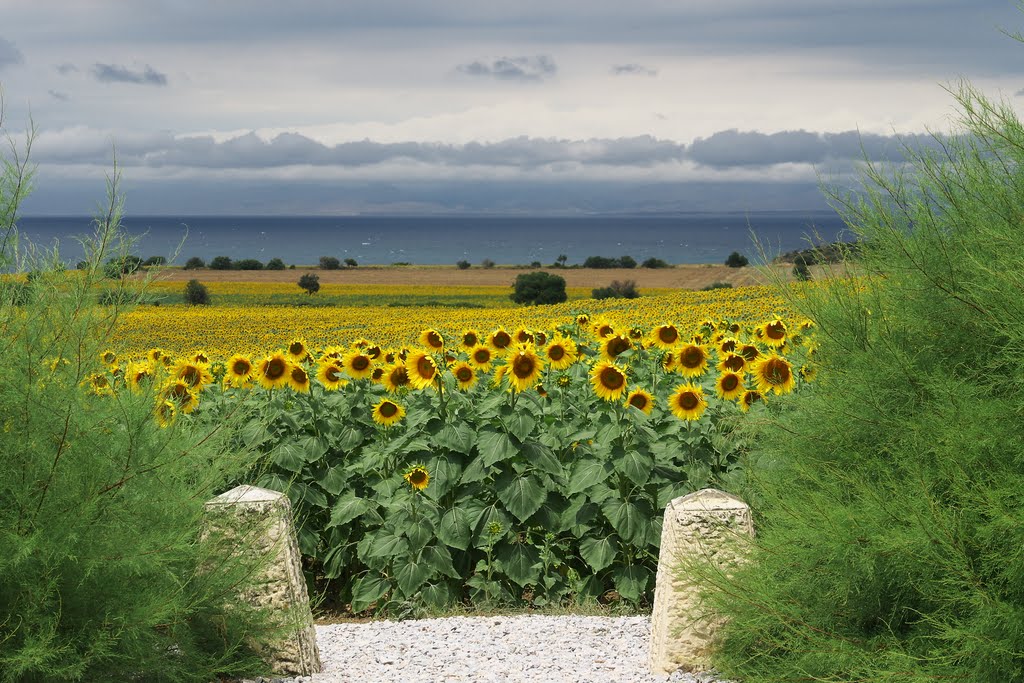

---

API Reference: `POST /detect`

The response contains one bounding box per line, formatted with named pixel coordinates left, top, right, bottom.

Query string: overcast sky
left=2, top=0, right=1023, bottom=215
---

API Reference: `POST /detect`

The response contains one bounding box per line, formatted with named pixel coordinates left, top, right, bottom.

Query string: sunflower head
left=533, top=330, right=547, bottom=346
left=126, top=362, right=154, bottom=393
left=799, top=364, right=818, bottom=382
left=544, top=335, right=578, bottom=370
left=717, top=352, right=746, bottom=374
left=677, top=343, right=709, bottom=378
left=762, top=319, right=787, bottom=347
left=191, top=350, right=210, bottom=364
left=99, top=349, right=117, bottom=366
left=225, top=354, right=254, bottom=387
left=625, top=388, right=654, bottom=414
left=740, top=344, right=761, bottom=362
left=419, top=328, right=445, bottom=350
left=403, top=465, right=430, bottom=491
left=669, top=383, right=707, bottom=421
left=468, top=344, right=494, bottom=370
left=600, top=335, right=632, bottom=362
left=589, top=361, right=627, bottom=401
left=85, top=372, right=114, bottom=396
left=718, top=337, right=738, bottom=354
left=155, top=400, right=177, bottom=428
left=317, top=361, right=347, bottom=390
left=739, top=389, right=764, bottom=413
left=513, top=327, right=534, bottom=345
left=651, top=324, right=679, bottom=349
left=382, top=363, right=411, bottom=393
left=406, top=351, right=439, bottom=390
left=172, top=360, right=212, bottom=389
left=461, top=329, right=480, bottom=349
left=451, top=361, right=477, bottom=390
left=161, top=379, right=200, bottom=414
left=507, top=346, right=543, bottom=393
left=716, top=371, right=746, bottom=400
left=752, top=353, right=795, bottom=395
left=593, top=320, right=616, bottom=339
left=286, top=338, right=309, bottom=362
left=488, top=328, right=512, bottom=351
left=257, top=352, right=293, bottom=390
left=343, top=350, right=374, bottom=380
left=575, top=313, right=590, bottom=326
left=373, top=398, right=406, bottom=426
left=288, top=364, right=311, bottom=393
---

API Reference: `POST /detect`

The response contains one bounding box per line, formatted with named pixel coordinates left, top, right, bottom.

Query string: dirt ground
left=144, top=263, right=813, bottom=289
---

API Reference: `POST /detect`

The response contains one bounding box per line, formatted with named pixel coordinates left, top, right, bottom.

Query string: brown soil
left=143, top=264, right=815, bottom=289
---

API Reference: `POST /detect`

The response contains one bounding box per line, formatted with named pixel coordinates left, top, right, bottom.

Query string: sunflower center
left=607, top=337, right=630, bottom=357
left=493, top=331, right=511, bottom=348
left=721, top=374, right=740, bottom=391
left=548, top=345, right=565, bottom=361
left=326, top=366, right=342, bottom=382
left=417, top=356, right=436, bottom=380
left=658, top=326, right=678, bottom=344
left=289, top=342, right=304, bottom=356
left=391, top=367, right=409, bottom=386
left=232, top=360, right=250, bottom=375
left=409, top=469, right=427, bottom=485
left=741, top=345, right=760, bottom=361
left=473, top=348, right=491, bottom=364
left=351, top=356, right=370, bottom=371
left=512, top=354, right=536, bottom=379
left=517, top=331, right=533, bottom=343
left=291, top=367, right=308, bottom=384
left=764, top=358, right=791, bottom=384
left=766, top=322, right=786, bottom=340
left=744, top=390, right=762, bottom=405
left=681, top=346, right=704, bottom=368
left=629, top=394, right=648, bottom=409
left=426, top=331, right=443, bottom=348
left=597, top=324, right=613, bottom=338
left=456, top=367, right=473, bottom=382
left=599, top=366, right=625, bottom=390
left=723, top=355, right=744, bottom=371
left=266, top=358, right=287, bottom=380
left=367, top=346, right=381, bottom=358
left=721, top=339, right=736, bottom=353
left=679, top=392, right=699, bottom=410
left=463, top=332, right=478, bottom=346
left=380, top=402, right=398, bottom=417
left=102, top=352, right=116, bottom=364
left=181, top=366, right=201, bottom=387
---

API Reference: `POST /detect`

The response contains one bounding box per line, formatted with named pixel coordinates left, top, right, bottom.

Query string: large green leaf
left=434, top=422, right=477, bottom=454
left=422, top=544, right=460, bottom=579
left=317, top=465, right=348, bottom=495
left=614, top=445, right=653, bottom=486
left=505, top=411, right=536, bottom=443
left=471, top=504, right=511, bottom=547
left=579, top=536, right=618, bottom=572
left=395, top=556, right=433, bottom=595
left=404, top=515, right=435, bottom=551
left=460, top=454, right=489, bottom=484
left=350, top=574, right=392, bottom=612
left=335, top=426, right=364, bottom=452
left=613, top=565, right=652, bottom=602
left=369, top=530, right=408, bottom=558
left=270, top=443, right=305, bottom=473
left=601, top=498, right=652, bottom=545
left=478, top=428, right=518, bottom=466
left=497, top=542, right=541, bottom=587
left=496, top=471, right=548, bottom=522
left=298, top=435, right=329, bottom=462
left=421, top=581, right=453, bottom=609
left=425, top=454, right=463, bottom=499
left=327, top=494, right=372, bottom=528
left=437, top=506, right=473, bottom=550
left=567, top=458, right=613, bottom=495
left=521, top=441, right=563, bottom=476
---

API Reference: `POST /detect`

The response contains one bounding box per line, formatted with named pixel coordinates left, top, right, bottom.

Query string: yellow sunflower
left=738, top=389, right=764, bottom=413
left=650, top=324, right=680, bottom=349
left=761, top=319, right=787, bottom=348
left=800, top=364, right=818, bottom=382
left=419, top=328, right=445, bottom=350
left=492, top=364, right=508, bottom=388
left=190, top=350, right=210, bottom=364
left=372, top=398, right=406, bottom=427
left=589, top=361, right=627, bottom=401
left=84, top=372, right=114, bottom=396
left=99, top=349, right=117, bottom=366
left=676, top=343, right=710, bottom=378
left=668, top=383, right=707, bottom=421
left=468, top=345, right=494, bottom=371
left=487, top=328, right=513, bottom=352
left=364, top=344, right=383, bottom=360
left=405, top=351, right=439, bottom=390
left=739, top=344, right=761, bottom=362
left=718, top=337, right=738, bottom=355
left=146, top=347, right=166, bottom=365
left=286, top=338, right=310, bottom=362
left=600, top=334, right=632, bottom=362
left=625, top=388, right=654, bottom=414
left=160, top=379, right=200, bottom=414
left=343, top=350, right=374, bottom=380
left=316, top=361, right=347, bottom=390
left=661, top=350, right=679, bottom=372
left=288, top=364, right=311, bottom=393
left=533, top=330, right=547, bottom=346
left=155, top=399, right=177, bottom=428
left=125, top=361, right=154, bottom=393
left=513, top=327, right=534, bottom=345
left=715, top=372, right=746, bottom=401
left=403, top=464, right=429, bottom=491
left=257, top=352, right=293, bottom=390
left=370, top=367, right=385, bottom=383
left=461, top=329, right=481, bottom=349
left=382, top=363, right=411, bottom=393
left=225, top=354, right=254, bottom=387
left=451, top=361, right=477, bottom=390
left=171, top=359, right=212, bottom=390
left=751, top=353, right=796, bottom=395
left=507, top=346, right=544, bottom=393
left=575, top=313, right=590, bottom=326
left=717, top=352, right=746, bottom=374
left=544, top=335, right=578, bottom=370
left=592, top=319, right=616, bottom=339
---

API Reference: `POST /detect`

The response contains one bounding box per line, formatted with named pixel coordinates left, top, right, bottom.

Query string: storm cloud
left=457, top=55, right=557, bottom=81
left=0, top=37, right=23, bottom=69
left=92, top=63, right=168, bottom=86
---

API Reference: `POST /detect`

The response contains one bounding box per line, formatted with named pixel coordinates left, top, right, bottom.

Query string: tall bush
left=0, top=124, right=279, bottom=680
left=705, top=80, right=1024, bottom=682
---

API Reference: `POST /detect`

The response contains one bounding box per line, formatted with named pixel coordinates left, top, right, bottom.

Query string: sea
left=13, top=211, right=852, bottom=267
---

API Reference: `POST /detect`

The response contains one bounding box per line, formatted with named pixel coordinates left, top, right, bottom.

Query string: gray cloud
left=92, top=63, right=168, bottom=85
left=611, top=63, right=657, bottom=76
left=0, top=36, right=23, bottom=69
left=47, top=90, right=70, bottom=101
left=56, top=62, right=78, bottom=75
left=457, top=55, right=556, bottom=81
left=1016, top=88, right=1024, bottom=97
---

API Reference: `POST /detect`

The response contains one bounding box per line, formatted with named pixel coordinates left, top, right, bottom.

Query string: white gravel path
left=250, top=614, right=726, bottom=683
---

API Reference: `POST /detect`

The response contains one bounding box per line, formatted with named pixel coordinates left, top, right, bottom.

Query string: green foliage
left=209, top=255, right=233, bottom=270
left=791, top=254, right=811, bottom=281
left=511, top=271, right=568, bottom=305
left=234, top=258, right=264, bottom=270
left=184, top=256, right=205, bottom=269
left=298, top=272, right=320, bottom=295
left=705, top=81, right=1024, bottom=682
left=592, top=280, right=639, bottom=300
left=640, top=257, right=670, bottom=269
left=456, top=259, right=471, bottom=270
left=0, top=162, right=279, bottom=679
left=319, top=256, right=341, bottom=270
left=724, top=251, right=748, bottom=268
left=344, top=258, right=358, bottom=267
left=102, top=254, right=143, bottom=278
left=143, top=255, right=167, bottom=266
left=266, top=257, right=286, bottom=270
left=184, top=279, right=211, bottom=305
left=700, top=281, right=733, bottom=291
left=480, top=258, right=495, bottom=269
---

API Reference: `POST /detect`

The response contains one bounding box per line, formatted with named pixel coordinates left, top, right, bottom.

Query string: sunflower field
left=86, top=295, right=817, bottom=613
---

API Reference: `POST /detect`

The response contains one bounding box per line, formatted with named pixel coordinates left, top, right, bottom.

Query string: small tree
left=142, top=255, right=166, bottom=267
left=618, top=255, right=637, bottom=269
left=183, top=279, right=210, bottom=305
left=234, top=258, right=264, bottom=270
left=555, top=254, right=568, bottom=267
left=481, top=258, right=495, bottom=269
left=456, top=259, right=471, bottom=270
left=792, top=254, right=812, bottom=281
left=510, top=271, right=567, bottom=305
left=592, top=279, right=639, bottom=299
left=298, top=272, right=320, bottom=295
left=209, top=255, right=233, bottom=270
left=725, top=251, right=749, bottom=268
left=641, top=257, right=670, bottom=268
left=184, top=256, right=205, bottom=269
left=319, top=256, right=341, bottom=270
left=265, top=257, right=286, bottom=270
left=344, top=258, right=358, bottom=267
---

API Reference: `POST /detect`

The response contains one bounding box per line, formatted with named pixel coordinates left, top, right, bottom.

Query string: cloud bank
left=92, top=63, right=168, bottom=85
left=456, top=55, right=557, bottom=81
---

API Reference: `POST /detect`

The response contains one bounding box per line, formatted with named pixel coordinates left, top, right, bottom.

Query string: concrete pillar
left=204, top=485, right=321, bottom=676
left=649, top=488, right=754, bottom=675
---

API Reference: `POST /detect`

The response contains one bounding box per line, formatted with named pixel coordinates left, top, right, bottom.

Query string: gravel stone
left=246, top=614, right=727, bottom=683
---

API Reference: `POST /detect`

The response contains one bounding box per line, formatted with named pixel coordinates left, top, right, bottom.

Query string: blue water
left=13, top=212, right=852, bottom=266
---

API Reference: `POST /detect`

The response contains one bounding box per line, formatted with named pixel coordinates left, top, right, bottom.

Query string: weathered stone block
left=649, top=488, right=753, bottom=675
left=204, top=485, right=321, bottom=676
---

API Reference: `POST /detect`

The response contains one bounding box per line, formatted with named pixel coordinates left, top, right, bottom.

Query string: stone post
left=649, top=488, right=754, bottom=675
left=204, top=485, right=321, bottom=676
